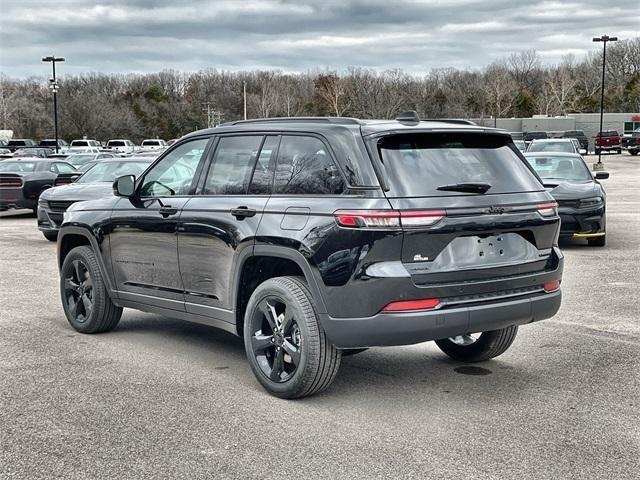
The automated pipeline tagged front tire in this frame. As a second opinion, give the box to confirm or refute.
[243,276,341,399]
[435,325,518,362]
[60,246,122,333]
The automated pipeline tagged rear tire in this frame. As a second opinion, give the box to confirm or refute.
[435,325,518,362]
[617,149,622,154]
[42,231,58,242]
[630,150,638,156]
[243,276,341,399]
[60,246,122,333]
[588,234,606,247]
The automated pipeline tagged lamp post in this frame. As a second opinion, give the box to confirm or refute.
[592,35,617,170]
[42,56,65,153]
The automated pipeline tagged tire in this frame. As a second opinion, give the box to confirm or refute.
[617,149,622,154]
[243,276,341,399]
[588,235,606,247]
[42,231,58,242]
[60,246,122,333]
[629,151,638,156]
[435,325,518,362]
[341,348,369,357]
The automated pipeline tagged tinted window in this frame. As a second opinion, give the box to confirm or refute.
[274,136,345,195]
[248,136,279,194]
[140,138,209,196]
[72,141,89,147]
[203,136,263,195]
[378,132,542,197]
[108,140,126,147]
[0,162,36,172]
[525,155,592,182]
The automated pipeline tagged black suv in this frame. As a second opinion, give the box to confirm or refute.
[57,113,563,398]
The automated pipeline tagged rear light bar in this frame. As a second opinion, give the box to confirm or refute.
[334,209,446,228]
[537,202,558,217]
[543,280,560,293]
[382,298,441,312]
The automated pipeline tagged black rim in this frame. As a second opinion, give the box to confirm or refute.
[63,259,93,323]
[250,296,301,383]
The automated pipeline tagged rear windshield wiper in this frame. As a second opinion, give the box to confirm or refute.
[436,182,492,194]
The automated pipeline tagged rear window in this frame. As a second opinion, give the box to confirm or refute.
[0,162,37,172]
[108,140,126,147]
[7,140,26,147]
[142,140,160,146]
[72,141,89,146]
[527,141,575,153]
[598,131,619,137]
[377,132,542,197]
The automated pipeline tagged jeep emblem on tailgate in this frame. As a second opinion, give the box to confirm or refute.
[486,206,506,214]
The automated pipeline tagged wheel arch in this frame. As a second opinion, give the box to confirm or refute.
[58,226,116,293]
[233,245,328,336]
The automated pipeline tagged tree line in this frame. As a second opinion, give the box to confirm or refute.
[1,37,638,142]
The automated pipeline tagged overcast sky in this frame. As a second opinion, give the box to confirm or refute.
[1,0,638,78]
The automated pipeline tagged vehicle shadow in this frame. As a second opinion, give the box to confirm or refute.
[0,209,35,218]
[109,313,541,403]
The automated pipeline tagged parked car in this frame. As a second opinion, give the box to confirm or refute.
[65,152,116,169]
[0,158,77,211]
[561,130,589,153]
[594,130,621,155]
[5,139,37,152]
[106,139,137,155]
[527,138,579,154]
[38,157,153,241]
[11,147,55,158]
[56,113,563,398]
[621,128,640,156]
[167,138,178,146]
[133,150,161,159]
[39,139,69,151]
[523,131,548,147]
[140,139,167,150]
[524,152,608,246]
[70,139,102,151]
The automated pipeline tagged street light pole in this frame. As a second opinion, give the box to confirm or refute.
[592,35,617,170]
[42,55,65,153]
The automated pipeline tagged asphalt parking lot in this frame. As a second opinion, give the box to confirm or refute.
[1,153,638,479]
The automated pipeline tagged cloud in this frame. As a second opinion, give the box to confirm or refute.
[0,0,638,77]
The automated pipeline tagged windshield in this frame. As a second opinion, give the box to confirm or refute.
[525,155,592,182]
[66,154,96,166]
[377,132,542,197]
[528,141,575,153]
[0,162,37,172]
[77,161,150,184]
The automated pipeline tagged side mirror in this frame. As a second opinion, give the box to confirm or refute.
[70,174,81,182]
[594,171,610,180]
[113,175,136,197]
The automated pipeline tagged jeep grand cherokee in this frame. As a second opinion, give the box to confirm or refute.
[56,112,563,398]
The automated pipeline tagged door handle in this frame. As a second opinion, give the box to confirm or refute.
[231,206,256,219]
[158,205,179,218]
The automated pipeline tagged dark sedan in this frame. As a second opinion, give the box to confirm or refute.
[0,159,77,212]
[37,157,153,240]
[524,152,609,246]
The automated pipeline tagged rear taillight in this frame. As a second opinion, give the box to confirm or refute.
[537,202,558,217]
[382,298,441,312]
[334,210,446,228]
[543,280,560,293]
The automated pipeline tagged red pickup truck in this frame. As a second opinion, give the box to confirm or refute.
[594,130,622,154]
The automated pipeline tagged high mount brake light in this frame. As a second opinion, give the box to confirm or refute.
[334,210,446,228]
[382,298,441,312]
[537,202,558,217]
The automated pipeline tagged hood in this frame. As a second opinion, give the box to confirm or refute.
[544,180,598,200]
[40,182,114,201]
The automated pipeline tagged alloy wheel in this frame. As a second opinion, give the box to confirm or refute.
[63,259,94,323]
[250,297,302,383]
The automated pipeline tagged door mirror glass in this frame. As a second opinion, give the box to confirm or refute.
[114,175,136,197]
[594,171,610,180]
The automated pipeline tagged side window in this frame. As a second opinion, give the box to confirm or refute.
[140,138,209,197]
[274,136,345,195]
[56,162,76,173]
[202,136,263,195]
[248,136,279,195]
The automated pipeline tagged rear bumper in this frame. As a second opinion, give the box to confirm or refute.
[321,290,561,348]
[0,189,35,210]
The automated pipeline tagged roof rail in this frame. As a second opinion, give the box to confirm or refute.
[224,117,363,126]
